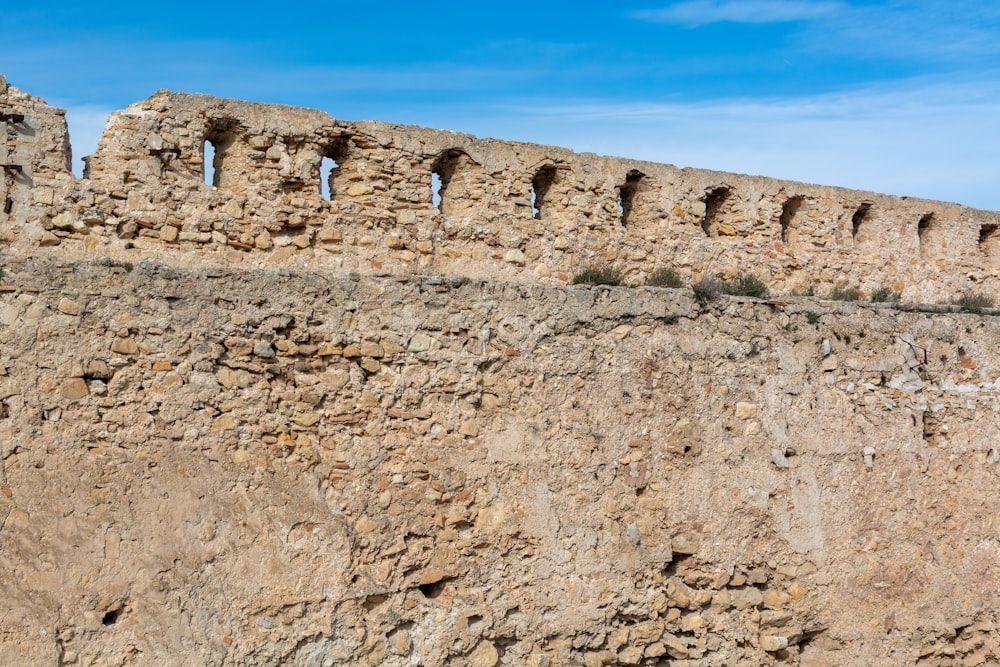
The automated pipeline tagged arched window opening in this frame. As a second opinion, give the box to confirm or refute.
[917,213,934,240]
[202,122,236,188]
[531,165,557,220]
[618,171,644,226]
[916,212,936,257]
[320,137,350,201]
[203,139,217,187]
[918,212,948,259]
[430,149,477,217]
[979,223,1000,263]
[701,186,731,237]
[779,195,804,243]
[851,203,873,241]
[319,156,337,201]
[432,172,443,209]
[981,223,999,245]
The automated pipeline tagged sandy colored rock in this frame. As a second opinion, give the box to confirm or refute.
[110,338,138,355]
[3,75,1000,666]
[58,378,88,400]
[761,635,789,652]
[467,641,499,667]
[459,419,479,437]
[57,297,78,315]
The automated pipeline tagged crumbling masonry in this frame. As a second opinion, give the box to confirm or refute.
[3,76,1000,666]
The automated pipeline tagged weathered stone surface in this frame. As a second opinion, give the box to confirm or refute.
[109,337,138,355]
[3,75,1000,666]
[0,258,997,664]
[761,635,790,652]
[57,297,78,315]
[58,378,88,400]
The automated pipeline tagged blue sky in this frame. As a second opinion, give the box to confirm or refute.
[4,1,1000,209]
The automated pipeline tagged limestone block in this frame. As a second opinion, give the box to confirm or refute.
[50,211,83,231]
[59,378,88,400]
[57,298,79,316]
[110,338,139,355]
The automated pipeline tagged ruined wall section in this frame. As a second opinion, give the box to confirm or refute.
[0,76,75,244]
[3,258,1000,665]
[4,78,1000,303]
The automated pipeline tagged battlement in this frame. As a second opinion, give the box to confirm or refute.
[3,76,999,301]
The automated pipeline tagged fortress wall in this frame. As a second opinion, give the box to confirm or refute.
[2,258,1000,665]
[3,81,1000,303]
[5,77,1000,666]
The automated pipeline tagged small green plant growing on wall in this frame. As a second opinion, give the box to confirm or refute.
[721,273,769,298]
[805,311,820,324]
[958,291,995,314]
[645,267,684,288]
[572,265,622,286]
[692,276,722,303]
[869,286,901,303]
[791,285,815,297]
[830,285,859,301]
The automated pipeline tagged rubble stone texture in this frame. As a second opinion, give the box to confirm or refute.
[2,75,1000,665]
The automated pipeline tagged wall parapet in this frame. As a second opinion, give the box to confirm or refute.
[2,76,999,302]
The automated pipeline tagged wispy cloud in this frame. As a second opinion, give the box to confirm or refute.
[499,75,1000,209]
[797,1,1000,62]
[633,0,1000,62]
[633,0,843,26]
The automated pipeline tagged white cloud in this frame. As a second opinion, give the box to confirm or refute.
[633,0,843,26]
[497,77,1000,210]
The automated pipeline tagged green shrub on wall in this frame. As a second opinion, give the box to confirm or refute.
[572,265,623,286]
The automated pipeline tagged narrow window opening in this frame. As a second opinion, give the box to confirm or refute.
[851,203,872,240]
[531,166,557,220]
[202,121,237,189]
[701,186,730,237]
[431,172,443,209]
[917,213,934,240]
[320,137,350,201]
[980,223,1000,255]
[779,196,804,243]
[203,139,217,187]
[618,171,643,226]
[319,156,337,201]
[431,150,478,218]
[981,224,998,244]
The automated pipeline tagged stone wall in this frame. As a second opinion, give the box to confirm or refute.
[4,76,1000,666]
[2,257,1000,665]
[3,77,1000,303]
